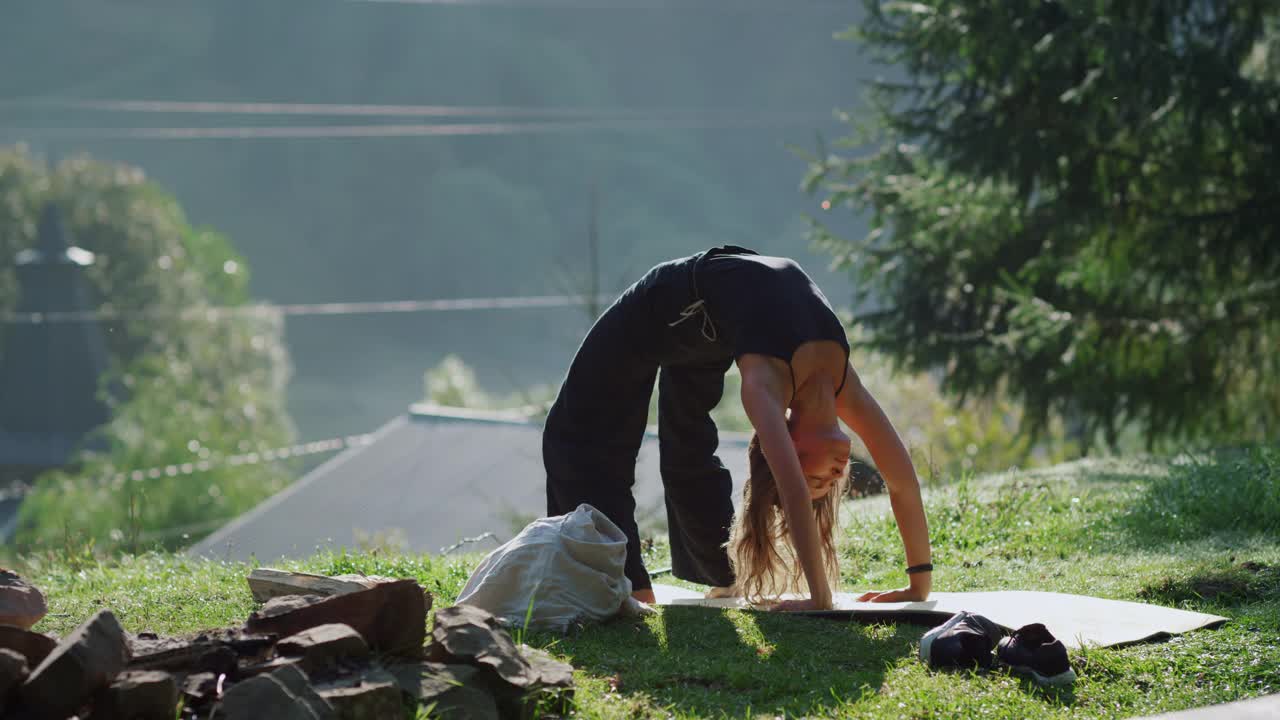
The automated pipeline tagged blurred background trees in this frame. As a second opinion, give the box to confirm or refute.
[807,0,1280,452]
[4,0,1277,552]
[0,148,294,550]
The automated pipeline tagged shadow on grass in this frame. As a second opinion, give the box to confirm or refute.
[1138,560,1280,608]
[1112,445,1280,548]
[560,606,914,717]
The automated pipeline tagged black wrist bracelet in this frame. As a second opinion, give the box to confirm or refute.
[906,563,933,575]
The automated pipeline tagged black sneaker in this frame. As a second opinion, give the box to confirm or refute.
[918,611,1004,669]
[997,623,1077,686]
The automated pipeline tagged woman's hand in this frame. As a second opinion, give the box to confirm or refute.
[856,584,930,603]
[769,597,833,612]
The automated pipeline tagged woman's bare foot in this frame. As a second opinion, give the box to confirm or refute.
[705,585,739,599]
[632,588,657,604]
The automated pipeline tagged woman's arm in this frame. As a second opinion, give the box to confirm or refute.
[836,362,932,602]
[739,371,834,610]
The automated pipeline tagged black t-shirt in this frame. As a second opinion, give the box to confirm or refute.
[695,246,850,389]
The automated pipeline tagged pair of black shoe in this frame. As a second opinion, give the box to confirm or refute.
[918,611,1077,686]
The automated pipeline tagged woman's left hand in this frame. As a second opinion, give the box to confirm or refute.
[856,586,929,603]
[769,598,832,612]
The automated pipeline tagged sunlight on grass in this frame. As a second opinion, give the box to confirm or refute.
[13,448,1280,718]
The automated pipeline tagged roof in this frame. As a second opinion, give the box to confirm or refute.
[189,404,752,562]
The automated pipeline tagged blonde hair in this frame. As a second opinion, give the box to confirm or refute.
[727,432,843,603]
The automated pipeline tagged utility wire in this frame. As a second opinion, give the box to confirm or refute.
[344,0,847,9]
[3,98,830,123]
[0,292,617,325]
[0,432,377,502]
[0,115,825,141]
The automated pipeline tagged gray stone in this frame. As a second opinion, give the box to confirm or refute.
[129,632,255,675]
[0,625,56,668]
[219,664,335,720]
[427,604,534,687]
[238,655,304,678]
[0,648,30,712]
[248,579,429,657]
[519,644,574,689]
[181,671,218,705]
[316,666,398,691]
[269,664,337,720]
[247,569,396,603]
[91,670,178,720]
[425,606,576,718]
[258,594,327,618]
[277,623,369,667]
[317,682,403,720]
[516,644,575,717]
[19,609,130,719]
[386,662,498,720]
[0,571,47,631]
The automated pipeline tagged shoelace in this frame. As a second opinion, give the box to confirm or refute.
[668,299,718,342]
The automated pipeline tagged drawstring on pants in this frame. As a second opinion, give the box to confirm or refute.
[669,299,718,342]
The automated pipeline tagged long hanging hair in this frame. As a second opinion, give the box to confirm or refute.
[727,432,844,603]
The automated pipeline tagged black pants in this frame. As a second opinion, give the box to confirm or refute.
[543,256,736,592]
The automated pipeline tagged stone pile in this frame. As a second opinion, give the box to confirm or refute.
[0,569,575,719]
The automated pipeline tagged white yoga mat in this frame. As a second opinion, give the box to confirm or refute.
[652,584,1227,649]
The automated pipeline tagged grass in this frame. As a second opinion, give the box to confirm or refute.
[17,445,1280,719]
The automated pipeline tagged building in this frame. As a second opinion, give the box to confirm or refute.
[189,403,752,562]
[0,204,110,540]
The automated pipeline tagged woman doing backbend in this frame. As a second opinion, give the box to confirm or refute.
[543,246,931,610]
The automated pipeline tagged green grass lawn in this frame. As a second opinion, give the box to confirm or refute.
[18,446,1280,719]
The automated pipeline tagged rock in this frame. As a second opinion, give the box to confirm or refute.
[0,648,30,711]
[248,579,429,657]
[18,609,130,719]
[519,644,574,690]
[472,646,574,720]
[130,630,269,673]
[257,594,326,619]
[130,639,237,676]
[277,623,369,668]
[426,604,535,687]
[90,670,178,720]
[260,664,335,719]
[219,664,335,720]
[180,671,219,705]
[247,569,395,603]
[238,655,305,678]
[317,682,403,720]
[313,666,398,693]
[425,606,576,718]
[0,571,47,630]
[386,662,499,720]
[0,626,57,668]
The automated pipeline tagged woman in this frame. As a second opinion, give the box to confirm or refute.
[543,245,931,610]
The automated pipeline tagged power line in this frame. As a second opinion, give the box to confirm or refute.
[0,432,377,502]
[0,292,616,325]
[4,98,829,123]
[345,0,846,9]
[0,115,825,141]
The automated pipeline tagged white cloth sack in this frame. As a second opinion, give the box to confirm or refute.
[455,503,651,633]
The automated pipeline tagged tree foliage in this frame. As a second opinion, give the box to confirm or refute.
[808,1,1280,449]
[0,147,295,550]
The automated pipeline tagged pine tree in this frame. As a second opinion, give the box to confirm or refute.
[808,1,1280,450]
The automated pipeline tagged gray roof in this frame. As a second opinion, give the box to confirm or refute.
[189,404,751,562]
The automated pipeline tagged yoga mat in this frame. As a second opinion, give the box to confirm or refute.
[652,584,1227,649]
